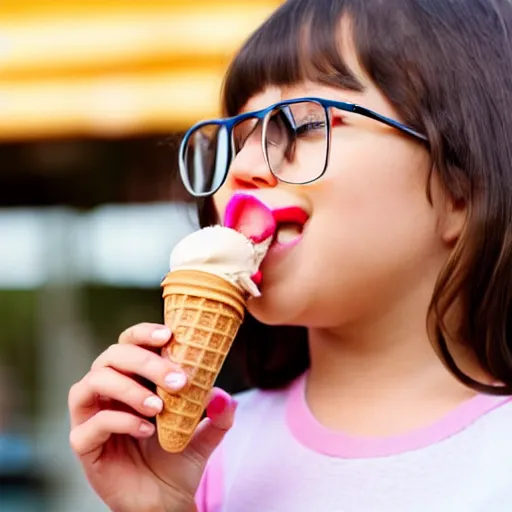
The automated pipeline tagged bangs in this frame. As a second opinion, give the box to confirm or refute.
[221,0,364,117]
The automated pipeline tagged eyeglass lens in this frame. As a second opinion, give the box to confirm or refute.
[182,100,328,195]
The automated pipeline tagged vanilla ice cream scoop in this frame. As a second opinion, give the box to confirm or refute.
[169,225,271,297]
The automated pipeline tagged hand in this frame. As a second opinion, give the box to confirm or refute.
[68,323,236,512]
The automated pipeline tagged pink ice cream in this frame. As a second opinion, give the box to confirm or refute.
[224,193,277,286]
[224,193,276,244]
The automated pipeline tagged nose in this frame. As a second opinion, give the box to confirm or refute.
[226,138,278,190]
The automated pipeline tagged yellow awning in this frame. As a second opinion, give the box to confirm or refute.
[0,0,281,140]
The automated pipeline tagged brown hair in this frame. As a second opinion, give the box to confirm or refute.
[197,0,512,394]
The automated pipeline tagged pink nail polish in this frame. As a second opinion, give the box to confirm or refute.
[207,395,228,418]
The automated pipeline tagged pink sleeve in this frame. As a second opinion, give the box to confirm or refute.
[195,445,225,512]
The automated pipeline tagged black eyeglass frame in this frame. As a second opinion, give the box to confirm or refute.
[178,96,428,198]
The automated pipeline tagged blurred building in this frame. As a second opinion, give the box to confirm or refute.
[0,1,280,510]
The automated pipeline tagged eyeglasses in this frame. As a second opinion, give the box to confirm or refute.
[178,96,428,198]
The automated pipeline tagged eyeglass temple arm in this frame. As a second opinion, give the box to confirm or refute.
[350,104,428,142]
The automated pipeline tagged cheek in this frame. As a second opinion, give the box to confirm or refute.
[320,139,434,242]
[249,141,439,326]
[323,144,437,271]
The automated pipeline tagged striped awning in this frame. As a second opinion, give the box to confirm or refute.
[0,0,280,140]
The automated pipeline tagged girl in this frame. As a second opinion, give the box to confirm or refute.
[68,0,512,510]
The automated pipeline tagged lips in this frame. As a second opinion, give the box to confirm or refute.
[272,206,310,232]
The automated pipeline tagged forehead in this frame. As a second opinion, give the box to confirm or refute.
[231,15,370,117]
[238,80,368,116]
[240,87,282,115]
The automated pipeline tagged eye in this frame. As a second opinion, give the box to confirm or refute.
[295,114,327,136]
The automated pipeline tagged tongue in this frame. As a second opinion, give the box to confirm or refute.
[224,193,276,243]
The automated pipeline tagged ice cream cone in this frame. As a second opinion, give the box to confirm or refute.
[156,269,246,453]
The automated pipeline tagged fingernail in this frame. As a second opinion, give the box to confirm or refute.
[139,422,154,436]
[143,396,163,412]
[164,371,187,391]
[207,395,229,418]
[152,328,171,341]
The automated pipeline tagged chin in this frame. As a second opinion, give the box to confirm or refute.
[246,292,304,326]
[246,298,283,325]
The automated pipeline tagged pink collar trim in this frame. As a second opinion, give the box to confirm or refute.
[286,372,512,458]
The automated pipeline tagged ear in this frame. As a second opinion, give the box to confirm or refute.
[441,195,467,246]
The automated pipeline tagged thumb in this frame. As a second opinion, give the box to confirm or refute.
[185,388,237,461]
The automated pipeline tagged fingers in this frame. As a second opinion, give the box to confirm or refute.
[69,335,188,430]
[69,367,165,428]
[118,322,172,347]
[91,344,187,394]
[68,322,186,466]
[115,322,199,381]
[186,388,237,462]
[69,322,235,472]
[69,409,155,460]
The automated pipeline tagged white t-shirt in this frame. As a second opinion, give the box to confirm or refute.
[196,372,512,511]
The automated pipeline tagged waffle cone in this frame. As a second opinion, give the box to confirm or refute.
[156,269,246,452]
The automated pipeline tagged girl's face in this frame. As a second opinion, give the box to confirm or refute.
[214,54,451,328]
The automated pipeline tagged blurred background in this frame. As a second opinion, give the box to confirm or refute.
[0,1,280,510]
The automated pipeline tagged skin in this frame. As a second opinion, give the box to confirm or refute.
[215,75,474,436]
[68,323,236,512]
[68,40,476,511]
